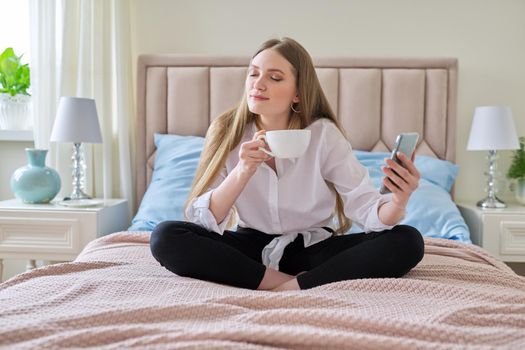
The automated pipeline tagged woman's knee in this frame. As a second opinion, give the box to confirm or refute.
[150,220,190,260]
[391,225,425,267]
[370,225,424,278]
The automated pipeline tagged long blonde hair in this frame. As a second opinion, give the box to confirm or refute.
[184,37,351,234]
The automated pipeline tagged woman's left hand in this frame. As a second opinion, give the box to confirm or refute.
[381,152,420,208]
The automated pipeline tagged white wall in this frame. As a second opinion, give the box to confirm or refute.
[3,0,524,205]
[131,0,525,203]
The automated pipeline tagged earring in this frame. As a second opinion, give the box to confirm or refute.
[291,103,301,113]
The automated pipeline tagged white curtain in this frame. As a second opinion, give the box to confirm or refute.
[29,0,134,219]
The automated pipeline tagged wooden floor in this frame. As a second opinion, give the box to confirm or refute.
[506,262,525,277]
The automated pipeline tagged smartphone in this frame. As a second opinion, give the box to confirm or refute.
[379,132,419,194]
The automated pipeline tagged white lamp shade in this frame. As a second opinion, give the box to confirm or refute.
[50,97,103,143]
[467,106,519,150]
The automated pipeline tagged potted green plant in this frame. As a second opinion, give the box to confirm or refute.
[507,136,525,205]
[0,47,31,130]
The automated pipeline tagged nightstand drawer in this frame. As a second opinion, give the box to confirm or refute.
[484,214,525,260]
[0,210,96,257]
[0,198,129,282]
[458,203,525,263]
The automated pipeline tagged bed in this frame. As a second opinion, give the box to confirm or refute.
[1,55,524,349]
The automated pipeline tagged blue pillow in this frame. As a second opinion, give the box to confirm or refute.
[350,151,471,243]
[353,151,459,192]
[128,133,204,231]
[129,136,471,243]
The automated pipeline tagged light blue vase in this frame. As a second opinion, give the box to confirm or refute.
[10,148,61,203]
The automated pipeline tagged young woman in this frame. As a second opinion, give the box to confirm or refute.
[150,37,424,291]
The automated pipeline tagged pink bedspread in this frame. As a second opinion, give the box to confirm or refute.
[1,232,524,349]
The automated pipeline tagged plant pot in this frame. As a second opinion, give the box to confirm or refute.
[10,148,61,203]
[0,93,32,130]
[516,178,525,205]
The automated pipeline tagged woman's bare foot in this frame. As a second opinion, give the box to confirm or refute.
[271,277,300,291]
[257,268,295,290]
[271,271,308,291]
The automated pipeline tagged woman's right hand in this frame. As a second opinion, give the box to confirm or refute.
[237,129,272,178]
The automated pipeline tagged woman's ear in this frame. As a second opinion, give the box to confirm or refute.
[293,95,300,103]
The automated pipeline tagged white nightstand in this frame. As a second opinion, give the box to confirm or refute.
[0,198,129,281]
[457,202,525,263]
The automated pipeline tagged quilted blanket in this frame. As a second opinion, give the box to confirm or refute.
[1,232,524,349]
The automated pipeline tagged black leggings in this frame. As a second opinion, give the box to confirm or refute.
[150,221,424,290]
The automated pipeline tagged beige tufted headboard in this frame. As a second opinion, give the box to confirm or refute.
[136,55,458,210]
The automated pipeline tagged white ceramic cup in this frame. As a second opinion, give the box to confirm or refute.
[256,129,311,158]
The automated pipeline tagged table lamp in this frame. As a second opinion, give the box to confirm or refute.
[467,106,519,208]
[50,97,102,201]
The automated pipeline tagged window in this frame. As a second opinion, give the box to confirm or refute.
[0,0,30,64]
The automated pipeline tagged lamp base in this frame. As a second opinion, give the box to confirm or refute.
[62,142,92,201]
[476,196,507,209]
[62,190,92,201]
[476,149,506,209]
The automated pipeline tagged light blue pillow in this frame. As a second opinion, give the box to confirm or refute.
[129,137,471,243]
[350,151,471,243]
[128,133,204,231]
[353,151,459,192]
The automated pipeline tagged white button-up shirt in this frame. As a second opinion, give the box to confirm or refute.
[186,118,394,270]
